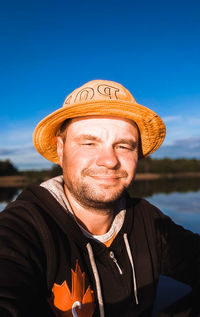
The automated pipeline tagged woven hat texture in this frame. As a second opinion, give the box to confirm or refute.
[33,80,166,163]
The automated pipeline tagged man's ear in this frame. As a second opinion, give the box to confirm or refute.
[56,136,64,168]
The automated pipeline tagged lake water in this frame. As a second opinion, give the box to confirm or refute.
[0,177,200,315]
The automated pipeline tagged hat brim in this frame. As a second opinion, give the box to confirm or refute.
[33,99,166,164]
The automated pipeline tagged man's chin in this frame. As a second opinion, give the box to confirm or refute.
[65,180,128,210]
[81,200,119,211]
[80,190,125,210]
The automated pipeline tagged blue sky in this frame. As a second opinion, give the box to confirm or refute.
[0,0,200,170]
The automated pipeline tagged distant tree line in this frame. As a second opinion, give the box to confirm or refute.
[1,158,200,178]
[129,176,200,198]
[0,160,62,183]
[0,160,19,176]
[137,157,200,174]
[21,165,63,183]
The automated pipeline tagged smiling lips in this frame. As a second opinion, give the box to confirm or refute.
[89,175,123,185]
[88,174,128,185]
[81,169,128,185]
[82,169,128,178]
[91,175,122,179]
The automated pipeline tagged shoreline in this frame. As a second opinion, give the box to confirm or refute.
[1,173,200,188]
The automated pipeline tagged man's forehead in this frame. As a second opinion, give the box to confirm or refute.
[66,115,138,128]
[59,116,139,142]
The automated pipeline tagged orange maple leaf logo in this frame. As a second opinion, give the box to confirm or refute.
[52,261,95,317]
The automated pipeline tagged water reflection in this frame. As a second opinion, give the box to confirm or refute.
[128,177,200,234]
[0,187,21,211]
[129,176,200,198]
[0,187,19,202]
[147,191,200,234]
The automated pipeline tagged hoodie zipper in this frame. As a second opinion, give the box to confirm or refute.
[109,251,123,275]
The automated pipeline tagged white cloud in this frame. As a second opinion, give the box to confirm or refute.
[152,136,200,159]
[0,122,35,147]
[162,114,200,146]
[162,115,182,123]
[0,119,53,170]
[0,144,52,170]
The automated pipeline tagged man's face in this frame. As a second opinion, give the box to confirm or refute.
[57,116,139,209]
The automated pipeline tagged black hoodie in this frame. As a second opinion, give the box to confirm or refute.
[0,182,200,317]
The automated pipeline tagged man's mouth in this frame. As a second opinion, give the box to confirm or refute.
[82,169,128,178]
[91,175,122,178]
[88,175,123,184]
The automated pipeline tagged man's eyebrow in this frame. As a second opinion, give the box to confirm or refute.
[74,134,102,142]
[114,138,138,147]
[73,135,138,147]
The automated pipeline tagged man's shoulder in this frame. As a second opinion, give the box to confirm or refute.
[4,183,52,208]
[126,194,155,210]
[0,185,48,221]
[0,182,63,223]
[126,194,165,220]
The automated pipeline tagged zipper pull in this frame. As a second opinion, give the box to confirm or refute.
[109,251,123,275]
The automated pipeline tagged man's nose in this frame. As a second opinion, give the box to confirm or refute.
[96,147,120,169]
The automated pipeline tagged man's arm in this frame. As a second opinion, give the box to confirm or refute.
[0,201,55,316]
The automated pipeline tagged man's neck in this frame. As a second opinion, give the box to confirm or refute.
[64,186,115,235]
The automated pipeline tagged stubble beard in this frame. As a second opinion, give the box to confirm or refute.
[64,169,130,213]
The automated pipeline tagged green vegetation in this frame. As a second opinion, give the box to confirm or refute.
[0,160,19,176]
[129,177,200,198]
[0,160,62,184]
[20,165,63,184]
[137,157,200,174]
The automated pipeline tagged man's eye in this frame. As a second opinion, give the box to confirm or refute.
[81,142,95,146]
[116,145,133,151]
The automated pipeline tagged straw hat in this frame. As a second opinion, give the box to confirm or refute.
[33,79,166,163]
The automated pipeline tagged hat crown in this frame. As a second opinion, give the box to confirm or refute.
[63,80,136,106]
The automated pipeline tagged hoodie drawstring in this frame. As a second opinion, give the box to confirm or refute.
[123,233,139,305]
[86,234,138,317]
[86,243,105,317]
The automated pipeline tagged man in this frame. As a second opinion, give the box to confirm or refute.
[0,80,199,317]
